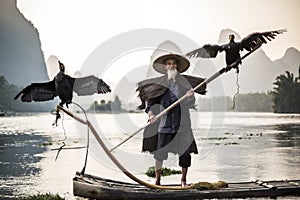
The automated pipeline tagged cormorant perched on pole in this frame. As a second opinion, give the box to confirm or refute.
[186,29,286,72]
[14,60,111,107]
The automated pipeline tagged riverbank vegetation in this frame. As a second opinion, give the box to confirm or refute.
[272,66,300,113]
[198,92,273,112]
[88,95,126,113]
[19,193,64,200]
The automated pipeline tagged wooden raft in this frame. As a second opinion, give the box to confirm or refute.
[73,172,300,200]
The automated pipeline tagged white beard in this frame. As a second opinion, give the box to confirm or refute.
[167,69,177,82]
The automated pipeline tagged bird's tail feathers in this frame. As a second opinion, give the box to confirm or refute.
[14,91,23,100]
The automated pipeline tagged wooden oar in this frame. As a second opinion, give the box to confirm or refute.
[109,44,261,152]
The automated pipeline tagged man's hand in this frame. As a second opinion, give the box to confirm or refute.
[148,111,157,124]
[186,89,194,97]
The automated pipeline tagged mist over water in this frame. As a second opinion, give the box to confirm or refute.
[0,112,299,199]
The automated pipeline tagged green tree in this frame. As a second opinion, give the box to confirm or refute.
[235,92,273,112]
[89,97,124,113]
[93,99,109,112]
[272,66,300,113]
[0,75,23,111]
[100,99,106,104]
[111,95,122,112]
[88,101,98,111]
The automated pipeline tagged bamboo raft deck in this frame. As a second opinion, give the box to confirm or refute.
[73,173,300,199]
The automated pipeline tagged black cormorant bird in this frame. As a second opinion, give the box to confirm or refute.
[14,61,111,107]
[186,29,286,72]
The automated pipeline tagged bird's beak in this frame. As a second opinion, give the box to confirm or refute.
[58,60,64,70]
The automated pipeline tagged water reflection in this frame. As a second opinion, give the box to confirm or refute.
[274,124,300,148]
[0,130,50,197]
[208,122,300,182]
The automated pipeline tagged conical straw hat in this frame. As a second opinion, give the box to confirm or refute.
[151,41,190,74]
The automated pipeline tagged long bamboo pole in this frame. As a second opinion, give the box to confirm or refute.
[109,45,261,152]
[57,105,198,190]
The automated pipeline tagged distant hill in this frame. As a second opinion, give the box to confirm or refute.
[0,0,56,111]
[191,29,300,97]
[273,47,300,75]
[0,0,48,86]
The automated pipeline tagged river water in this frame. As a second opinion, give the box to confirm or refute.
[0,111,299,199]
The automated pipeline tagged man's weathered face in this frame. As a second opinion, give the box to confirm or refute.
[165,58,178,81]
[164,58,178,71]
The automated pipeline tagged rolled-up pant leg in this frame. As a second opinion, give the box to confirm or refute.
[179,151,191,168]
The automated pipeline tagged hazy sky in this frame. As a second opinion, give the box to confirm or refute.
[17,0,299,77]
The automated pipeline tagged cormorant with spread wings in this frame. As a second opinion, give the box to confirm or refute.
[14,61,111,107]
[186,29,286,71]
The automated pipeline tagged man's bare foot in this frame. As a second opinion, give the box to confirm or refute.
[181,178,188,187]
[181,181,188,187]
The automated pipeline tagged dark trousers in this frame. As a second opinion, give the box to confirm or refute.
[153,132,192,168]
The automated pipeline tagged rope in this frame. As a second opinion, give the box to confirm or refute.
[232,72,240,110]
[51,109,67,161]
[54,142,65,161]
[59,112,67,141]
[51,102,90,175]
[72,102,90,175]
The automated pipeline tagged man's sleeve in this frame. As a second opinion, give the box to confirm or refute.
[145,100,153,113]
